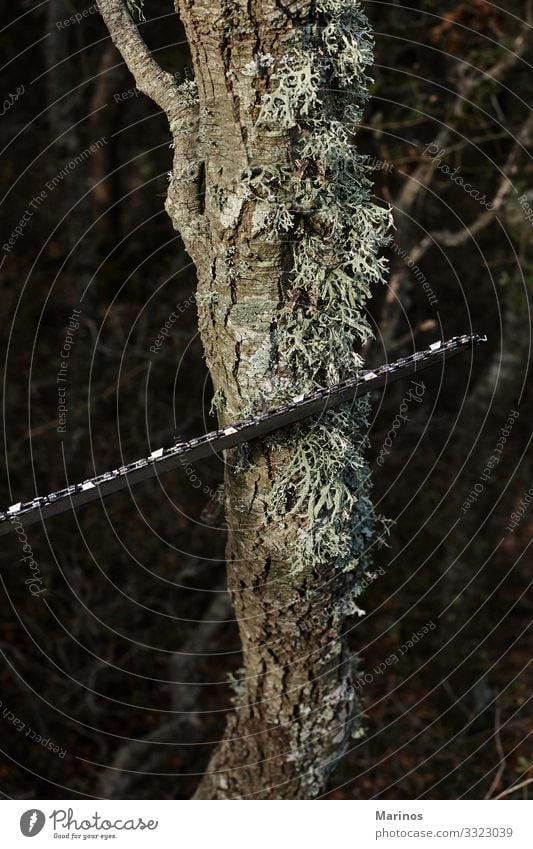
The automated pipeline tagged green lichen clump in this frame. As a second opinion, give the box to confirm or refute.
[248,0,391,580]
[267,410,375,577]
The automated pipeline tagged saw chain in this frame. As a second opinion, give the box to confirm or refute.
[0,334,486,535]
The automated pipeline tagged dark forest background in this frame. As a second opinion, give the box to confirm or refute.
[0,0,531,799]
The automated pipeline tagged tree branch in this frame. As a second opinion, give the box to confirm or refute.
[96,0,206,251]
[96,0,181,118]
[431,111,533,248]
[485,3,533,84]
[382,107,533,342]
[484,699,506,799]
[394,13,532,217]
[97,591,232,798]
[494,776,533,800]
[379,99,532,346]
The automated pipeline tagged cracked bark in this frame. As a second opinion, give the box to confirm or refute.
[97,0,363,798]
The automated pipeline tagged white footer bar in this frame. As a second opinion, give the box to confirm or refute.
[3,799,531,848]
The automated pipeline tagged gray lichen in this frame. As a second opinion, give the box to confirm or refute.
[126,0,145,22]
[176,78,199,108]
[209,387,226,416]
[242,52,275,77]
[245,0,391,595]
[227,668,247,706]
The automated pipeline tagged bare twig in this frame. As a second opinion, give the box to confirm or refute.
[96,0,205,247]
[431,111,533,249]
[97,591,232,798]
[382,106,533,342]
[485,11,533,84]
[485,699,506,799]
[394,14,532,217]
[494,776,533,800]
[95,0,182,118]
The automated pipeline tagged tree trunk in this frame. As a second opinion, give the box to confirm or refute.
[97,0,390,798]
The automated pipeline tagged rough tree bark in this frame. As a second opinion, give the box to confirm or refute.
[96,0,390,798]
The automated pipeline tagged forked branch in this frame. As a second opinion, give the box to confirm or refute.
[96,0,181,117]
[96,0,205,249]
